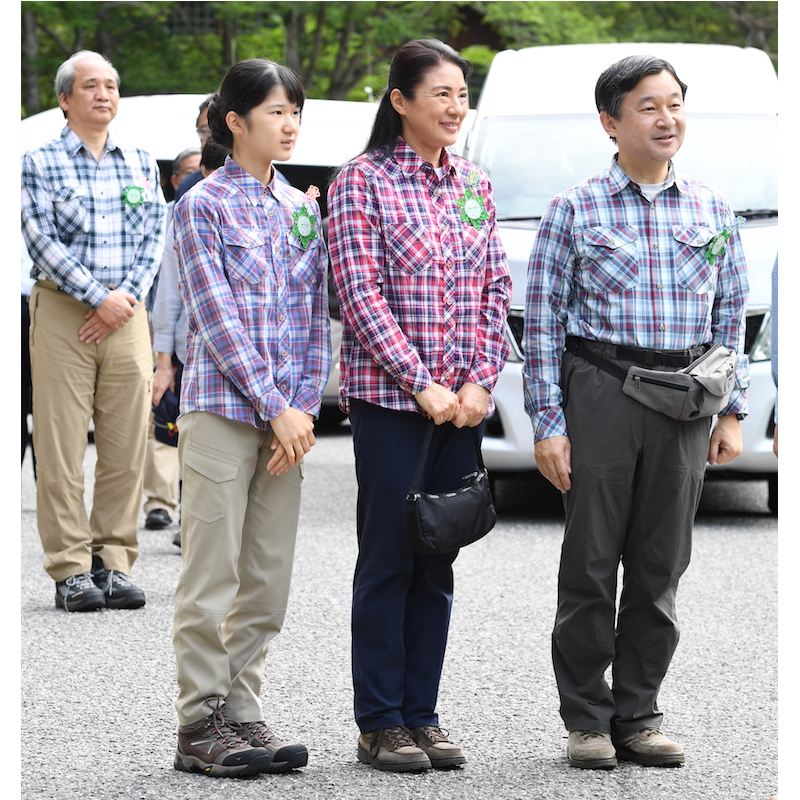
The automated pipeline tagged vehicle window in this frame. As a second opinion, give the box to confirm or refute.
[472,114,778,219]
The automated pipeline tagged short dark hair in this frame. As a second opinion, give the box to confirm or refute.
[595,54,687,120]
[196,95,213,127]
[206,59,305,149]
[363,39,472,159]
[200,140,230,172]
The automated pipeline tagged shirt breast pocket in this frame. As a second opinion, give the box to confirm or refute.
[222,227,268,284]
[285,229,321,285]
[53,185,88,239]
[460,223,489,273]
[672,226,716,294]
[384,221,434,275]
[582,226,639,293]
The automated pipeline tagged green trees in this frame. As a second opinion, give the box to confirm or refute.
[21,1,777,118]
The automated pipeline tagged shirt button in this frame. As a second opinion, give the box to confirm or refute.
[653,242,660,249]
[657,283,663,289]
[659,324,666,331]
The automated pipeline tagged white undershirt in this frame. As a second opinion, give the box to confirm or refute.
[638,183,665,203]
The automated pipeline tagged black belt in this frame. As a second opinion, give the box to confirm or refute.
[565,336,705,369]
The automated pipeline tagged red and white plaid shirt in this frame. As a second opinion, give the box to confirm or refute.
[328,138,512,414]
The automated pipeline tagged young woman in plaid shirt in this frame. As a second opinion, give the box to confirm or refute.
[328,39,512,773]
[170,59,331,778]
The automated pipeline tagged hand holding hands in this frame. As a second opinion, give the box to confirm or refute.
[267,407,316,475]
[79,290,138,344]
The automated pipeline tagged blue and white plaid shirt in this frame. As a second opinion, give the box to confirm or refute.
[21,125,166,308]
[173,157,331,429]
[523,157,750,442]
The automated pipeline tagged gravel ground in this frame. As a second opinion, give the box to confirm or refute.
[19,422,779,799]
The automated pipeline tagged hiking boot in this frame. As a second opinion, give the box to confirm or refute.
[175,697,272,778]
[145,508,172,530]
[230,719,308,773]
[91,558,146,609]
[614,727,685,767]
[411,725,466,768]
[54,572,105,612]
[357,726,431,772]
[567,730,618,769]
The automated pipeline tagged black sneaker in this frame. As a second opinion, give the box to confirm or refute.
[175,697,272,778]
[91,557,146,609]
[54,572,105,612]
[230,719,308,773]
[145,508,172,530]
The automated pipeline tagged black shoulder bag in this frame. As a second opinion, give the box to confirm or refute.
[405,422,497,555]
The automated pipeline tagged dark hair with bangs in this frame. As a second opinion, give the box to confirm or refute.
[595,54,687,120]
[207,59,305,149]
[363,39,472,159]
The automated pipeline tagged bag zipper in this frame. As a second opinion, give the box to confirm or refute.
[633,374,690,392]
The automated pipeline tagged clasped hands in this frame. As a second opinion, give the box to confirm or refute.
[79,289,139,344]
[414,382,489,429]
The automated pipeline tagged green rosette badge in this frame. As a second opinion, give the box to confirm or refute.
[705,216,746,266]
[122,185,145,206]
[291,185,320,248]
[456,170,489,230]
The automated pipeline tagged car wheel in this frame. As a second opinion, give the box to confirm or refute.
[768,474,778,516]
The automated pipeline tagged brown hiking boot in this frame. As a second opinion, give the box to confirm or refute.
[411,726,466,768]
[174,696,272,778]
[357,725,431,772]
[230,719,308,773]
[567,730,618,769]
[614,727,685,767]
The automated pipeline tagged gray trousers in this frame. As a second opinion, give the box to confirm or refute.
[553,347,711,739]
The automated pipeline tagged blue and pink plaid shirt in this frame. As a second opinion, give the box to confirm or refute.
[328,138,512,415]
[21,125,166,308]
[523,157,750,442]
[173,157,331,429]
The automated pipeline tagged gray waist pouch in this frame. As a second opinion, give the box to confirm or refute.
[622,344,737,421]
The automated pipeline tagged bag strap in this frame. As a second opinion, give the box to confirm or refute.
[565,337,628,382]
[409,421,486,493]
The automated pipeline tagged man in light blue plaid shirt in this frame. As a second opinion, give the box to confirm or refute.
[22,50,166,613]
[523,54,749,770]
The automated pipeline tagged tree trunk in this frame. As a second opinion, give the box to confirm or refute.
[21,9,40,115]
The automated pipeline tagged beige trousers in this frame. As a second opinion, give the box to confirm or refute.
[173,411,303,726]
[142,412,179,516]
[29,283,152,581]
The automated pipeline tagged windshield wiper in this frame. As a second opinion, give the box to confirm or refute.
[735,209,778,218]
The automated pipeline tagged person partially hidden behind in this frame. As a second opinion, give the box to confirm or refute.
[22,50,166,612]
[523,54,749,769]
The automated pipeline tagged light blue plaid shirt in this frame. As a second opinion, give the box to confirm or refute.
[21,125,166,308]
[524,157,750,442]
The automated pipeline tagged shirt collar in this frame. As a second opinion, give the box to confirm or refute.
[607,155,687,197]
[392,137,454,178]
[61,124,119,158]
[222,156,289,206]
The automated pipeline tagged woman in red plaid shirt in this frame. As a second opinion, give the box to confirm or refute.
[328,39,512,773]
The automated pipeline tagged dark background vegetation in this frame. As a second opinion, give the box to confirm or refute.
[21,1,777,117]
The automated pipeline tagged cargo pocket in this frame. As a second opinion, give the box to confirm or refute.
[180,445,240,524]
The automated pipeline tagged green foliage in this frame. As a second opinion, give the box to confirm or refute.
[21,1,778,118]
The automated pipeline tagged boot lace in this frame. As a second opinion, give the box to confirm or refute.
[370,726,416,758]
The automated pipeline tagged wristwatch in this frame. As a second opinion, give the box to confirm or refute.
[735,413,748,421]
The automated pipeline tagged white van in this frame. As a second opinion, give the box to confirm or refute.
[460,42,778,512]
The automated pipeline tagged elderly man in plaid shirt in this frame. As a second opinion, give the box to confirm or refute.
[523,54,749,770]
[22,50,166,613]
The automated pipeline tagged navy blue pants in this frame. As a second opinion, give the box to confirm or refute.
[348,399,482,733]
